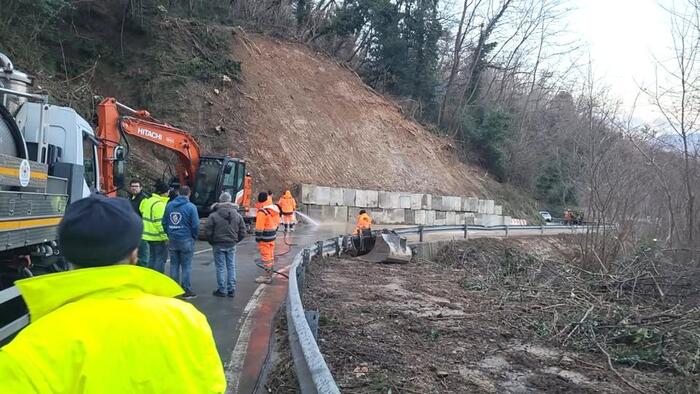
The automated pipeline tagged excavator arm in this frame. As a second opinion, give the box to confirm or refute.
[96,97,201,196]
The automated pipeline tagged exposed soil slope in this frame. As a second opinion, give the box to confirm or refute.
[221,32,488,195]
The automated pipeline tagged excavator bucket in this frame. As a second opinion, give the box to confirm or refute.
[345,230,412,264]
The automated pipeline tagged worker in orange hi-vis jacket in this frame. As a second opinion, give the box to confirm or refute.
[353,209,372,235]
[278,190,297,232]
[254,192,280,284]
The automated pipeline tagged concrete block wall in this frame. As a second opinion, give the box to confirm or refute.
[298,184,513,225]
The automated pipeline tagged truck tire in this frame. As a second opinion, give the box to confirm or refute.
[0,103,26,159]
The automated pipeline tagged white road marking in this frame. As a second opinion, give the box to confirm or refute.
[225,283,266,394]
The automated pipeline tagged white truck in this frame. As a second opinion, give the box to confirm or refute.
[0,52,121,343]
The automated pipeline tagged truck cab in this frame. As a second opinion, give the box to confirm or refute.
[14,102,99,201]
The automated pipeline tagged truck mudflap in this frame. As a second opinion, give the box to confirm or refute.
[344,229,412,264]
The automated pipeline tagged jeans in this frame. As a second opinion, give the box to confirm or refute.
[148,241,168,273]
[213,245,237,294]
[137,239,150,267]
[169,238,195,292]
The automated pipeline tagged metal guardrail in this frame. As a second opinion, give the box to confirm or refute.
[287,223,595,393]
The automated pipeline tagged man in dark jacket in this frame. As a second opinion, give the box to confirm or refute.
[204,192,246,297]
[128,179,150,266]
[163,185,200,299]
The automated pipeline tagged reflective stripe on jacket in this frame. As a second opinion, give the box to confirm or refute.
[255,204,280,242]
[0,265,225,393]
[140,194,169,241]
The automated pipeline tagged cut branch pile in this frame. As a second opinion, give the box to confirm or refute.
[436,239,700,380]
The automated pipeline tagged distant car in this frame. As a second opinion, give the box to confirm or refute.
[539,211,552,222]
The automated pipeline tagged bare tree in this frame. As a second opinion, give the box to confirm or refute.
[647,0,700,245]
[437,0,482,126]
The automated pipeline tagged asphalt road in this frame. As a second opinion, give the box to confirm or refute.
[184,223,351,363]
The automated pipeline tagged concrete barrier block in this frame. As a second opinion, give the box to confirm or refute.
[306,204,348,222]
[388,208,406,224]
[328,187,343,206]
[404,209,415,224]
[462,197,479,212]
[301,184,313,204]
[426,210,436,225]
[355,189,379,208]
[422,194,432,210]
[342,188,356,206]
[435,211,446,220]
[374,208,406,224]
[399,193,412,209]
[302,185,331,205]
[410,194,423,210]
[443,196,462,211]
[322,205,349,222]
[445,211,457,225]
[456,212,464,225]
[348,207,362,221]
[305,204,323,221]
[378,191,401,209]
[494,205,503,215]
[479,214,500,226]
[504,216,512,225]
[477,199,495,214]
[413,210,427,225]
[432,196,444,211]
[464,212,475,225]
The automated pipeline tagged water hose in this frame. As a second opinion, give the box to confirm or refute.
[255,262,290,279]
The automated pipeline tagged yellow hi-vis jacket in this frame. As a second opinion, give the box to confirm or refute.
[0,265,226,393]
[140,194,169,242]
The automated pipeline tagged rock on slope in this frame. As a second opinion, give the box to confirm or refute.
[220,32,489,196]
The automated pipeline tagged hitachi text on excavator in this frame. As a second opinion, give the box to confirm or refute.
[95,97,253,220]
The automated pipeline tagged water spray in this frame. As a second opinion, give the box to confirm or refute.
[295,210,320,226]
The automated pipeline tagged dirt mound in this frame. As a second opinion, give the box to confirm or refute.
[218,31,489,195]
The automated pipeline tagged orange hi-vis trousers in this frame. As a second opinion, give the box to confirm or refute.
[258,241,275,270]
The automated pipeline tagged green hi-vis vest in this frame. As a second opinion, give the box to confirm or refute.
[140,194,169,241]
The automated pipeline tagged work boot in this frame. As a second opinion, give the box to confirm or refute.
[255,270,273,284]
[262,270,273,284]
[255,272,271,283]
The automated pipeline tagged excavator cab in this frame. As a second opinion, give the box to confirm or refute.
[190,156,246,218]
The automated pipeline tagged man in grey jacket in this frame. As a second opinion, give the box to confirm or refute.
[204,192,247,297]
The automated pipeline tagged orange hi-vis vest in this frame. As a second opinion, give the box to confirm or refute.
[356,212,372,231]
[255,204,280,243]
[278,191,296,215]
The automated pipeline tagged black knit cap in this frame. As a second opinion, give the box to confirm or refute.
[257,192,268,203]
[58,194,143,267]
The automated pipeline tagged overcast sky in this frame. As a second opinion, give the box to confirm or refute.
[568,0,674,123]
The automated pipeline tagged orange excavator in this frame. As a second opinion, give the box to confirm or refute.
[95,97,252,219]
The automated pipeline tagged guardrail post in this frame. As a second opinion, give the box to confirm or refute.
[334,237,341,256]
[463,221,468,239]
[505,224,509,238]
[302,248,311,266]
[316,240,324,258]
[418,225,424,242]
[540,224,545,235]
[297,248,311,299]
